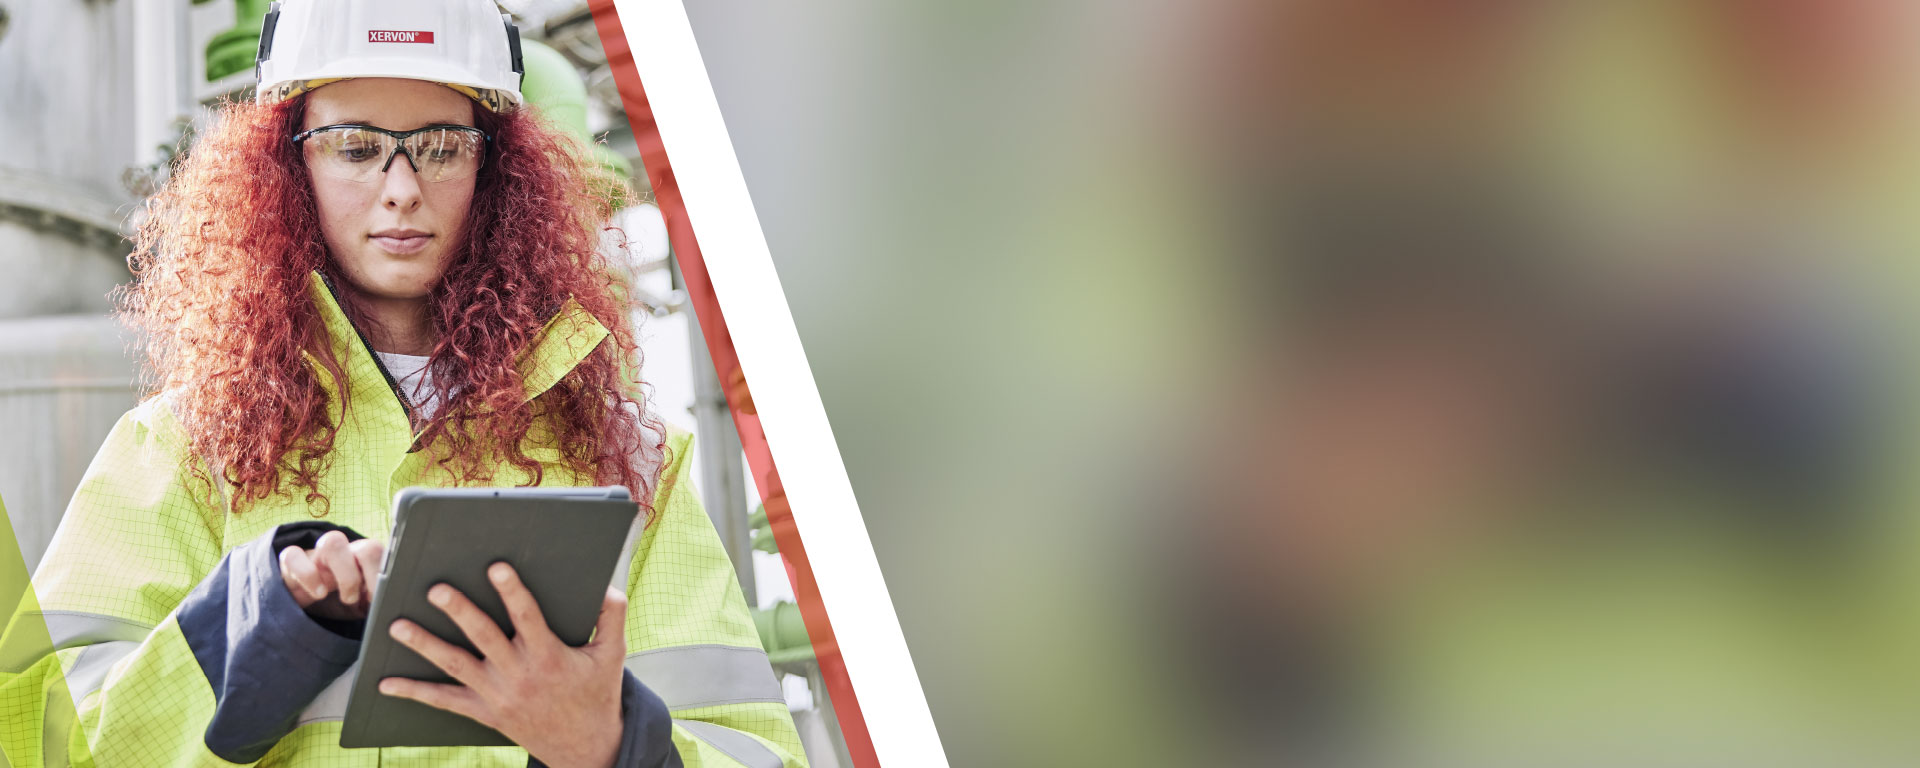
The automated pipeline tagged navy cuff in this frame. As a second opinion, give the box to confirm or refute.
[528,669,681,768]
[177,522,367,763]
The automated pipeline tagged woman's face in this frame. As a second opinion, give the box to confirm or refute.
[303,77,478,304]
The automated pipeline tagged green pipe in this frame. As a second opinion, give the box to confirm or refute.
[518,40,590,149]
[520,39,634,181]
[201,0,270,82]
[749,505,779,554]
[750,601,814,664]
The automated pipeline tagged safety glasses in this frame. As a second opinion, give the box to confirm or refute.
[293,124,491,183]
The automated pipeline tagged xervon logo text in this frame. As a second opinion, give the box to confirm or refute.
[368,30,435,43]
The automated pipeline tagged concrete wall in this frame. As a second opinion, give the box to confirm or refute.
[0,316,138,569]
[0,0,147,569]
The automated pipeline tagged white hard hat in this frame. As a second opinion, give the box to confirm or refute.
[254,0,525,112]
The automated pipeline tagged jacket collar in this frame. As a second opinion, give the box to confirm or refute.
[303,271,611,414]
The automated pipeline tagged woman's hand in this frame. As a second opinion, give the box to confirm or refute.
[280,529,386,622]
[380,563,627,768]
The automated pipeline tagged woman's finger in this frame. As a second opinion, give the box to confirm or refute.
[351,539,385,603]
[586,587,628,661]
[378,677,490,724]
[390,618,491,690]
[279,545,328,603]
[315,531,362,605]
[312,548,340,595]
[428,583,516,663]
[488,563,558,648]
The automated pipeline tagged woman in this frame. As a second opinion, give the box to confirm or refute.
[0,3,803,766]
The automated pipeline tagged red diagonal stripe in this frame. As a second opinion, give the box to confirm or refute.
[586,4,880,767]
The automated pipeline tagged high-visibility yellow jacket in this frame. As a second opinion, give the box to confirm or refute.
[0,272,806,767]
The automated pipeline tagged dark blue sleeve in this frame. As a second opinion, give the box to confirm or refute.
[176,521,367,764]
[528,669,682,768]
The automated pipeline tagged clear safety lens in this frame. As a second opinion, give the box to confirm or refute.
[301,126,486,183]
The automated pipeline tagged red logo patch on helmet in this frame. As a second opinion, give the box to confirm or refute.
[368,30,435,44]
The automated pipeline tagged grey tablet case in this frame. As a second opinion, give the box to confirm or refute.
[338,486,638,748]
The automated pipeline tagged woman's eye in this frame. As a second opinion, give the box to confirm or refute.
[336,144,382,162]
[415,135,471,163]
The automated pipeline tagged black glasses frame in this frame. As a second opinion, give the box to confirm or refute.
[291,123,492,175]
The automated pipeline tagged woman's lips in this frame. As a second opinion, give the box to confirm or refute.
[370,234,432,254]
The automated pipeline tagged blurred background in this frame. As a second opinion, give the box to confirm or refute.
[0,1,848,764]
[683,0,1920,765]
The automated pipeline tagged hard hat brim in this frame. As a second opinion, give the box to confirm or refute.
[257,57,522,112]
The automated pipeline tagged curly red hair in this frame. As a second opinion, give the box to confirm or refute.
[119,94,664,516]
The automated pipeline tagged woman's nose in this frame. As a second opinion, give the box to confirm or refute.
[380,155,425,211]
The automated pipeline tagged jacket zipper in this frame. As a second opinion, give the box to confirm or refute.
[317,273,421,447]
[317,275,573,454]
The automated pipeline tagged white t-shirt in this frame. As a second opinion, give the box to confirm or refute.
[374,352,442,422]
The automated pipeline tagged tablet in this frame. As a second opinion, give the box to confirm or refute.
[338,486,639,748]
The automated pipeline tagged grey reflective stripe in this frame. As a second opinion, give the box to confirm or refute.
[1,611,153,672]
[625,644,785,710]
[40,611,153,647]
[40,631,146,761]
[63,640,138,703]
[295,661,356,725]
[675,719,784,768]
[304,645,783,727]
